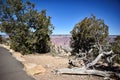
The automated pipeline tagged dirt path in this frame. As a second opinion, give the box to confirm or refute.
[23,54,104,80]
[0,44,104,80]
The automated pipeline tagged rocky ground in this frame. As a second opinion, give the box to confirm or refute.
[23,54,104,80]
[0,44,105,80]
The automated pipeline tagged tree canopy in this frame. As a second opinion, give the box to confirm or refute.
[111,36,120,63]
[56,15,120,79]
[0,0,54,54]
[0,35,2,43]
[70,15,109,56]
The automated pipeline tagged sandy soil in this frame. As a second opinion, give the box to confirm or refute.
[23,54,104,80]
[0,44,104,80]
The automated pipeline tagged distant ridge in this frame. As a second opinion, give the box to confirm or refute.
[51,34,119,37]
[51,35,119,47]
[0,34,119,46]
[51,34,119,36]
[51,34,71,36]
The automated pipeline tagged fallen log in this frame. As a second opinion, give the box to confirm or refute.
[55,68,111,77]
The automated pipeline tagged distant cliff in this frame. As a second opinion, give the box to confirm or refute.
[50,35,118,48]
[0,34,118,48]
[50,35,71,47]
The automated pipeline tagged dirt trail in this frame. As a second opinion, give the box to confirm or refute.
[0,44,104,80]
[23,54,104,80]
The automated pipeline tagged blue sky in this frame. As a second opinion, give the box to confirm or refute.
[30,0,120,35]
[0,0,119,35]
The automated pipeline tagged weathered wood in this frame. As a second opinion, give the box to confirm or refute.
[55,50,117,78]
[55,68,111,77]
[86,50,113,69]
[86,53,104,68]
[115,73,120,79]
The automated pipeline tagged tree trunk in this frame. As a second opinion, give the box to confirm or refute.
[55,68,111,77]
[55,51,115,78]
[86,50,113,69]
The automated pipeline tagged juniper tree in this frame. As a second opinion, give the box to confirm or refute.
[0,0,54,54]
[70,15,109,60]
[57,15,118,77]
[0,35,2,43]
[27,10,54,53]
[111,36,120,63]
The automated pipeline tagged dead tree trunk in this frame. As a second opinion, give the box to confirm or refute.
[86,50,113,69]
[55,50,116,78]
[55,68,111,77]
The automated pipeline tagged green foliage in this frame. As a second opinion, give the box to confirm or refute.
[112,36,120,54]
[0,35,2,43]
[70,15,109,55]
[111,36,120,63]
[29,10,54,53]
[0,0,54,54]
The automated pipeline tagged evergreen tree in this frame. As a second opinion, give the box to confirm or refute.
[0,0,54,54]
[27,10,54,53]
[70,15,109,56]
[0,35,2,43]
[111,36,120,63]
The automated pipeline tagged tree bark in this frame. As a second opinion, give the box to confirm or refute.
[55,68,111,77]
[55,51,116,78]
[86,50,113,69]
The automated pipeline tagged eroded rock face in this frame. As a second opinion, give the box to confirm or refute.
[51,44,71,57]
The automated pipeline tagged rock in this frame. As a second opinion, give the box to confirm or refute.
[15,56,25,62]
[27,65,46,75]
[24,63,37,70]
[45,64,53,68]
[9,49,14,53]
[51,44,72,57]
[23,63,46,75]
[69,59,85,67]
[67,52,71,56]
